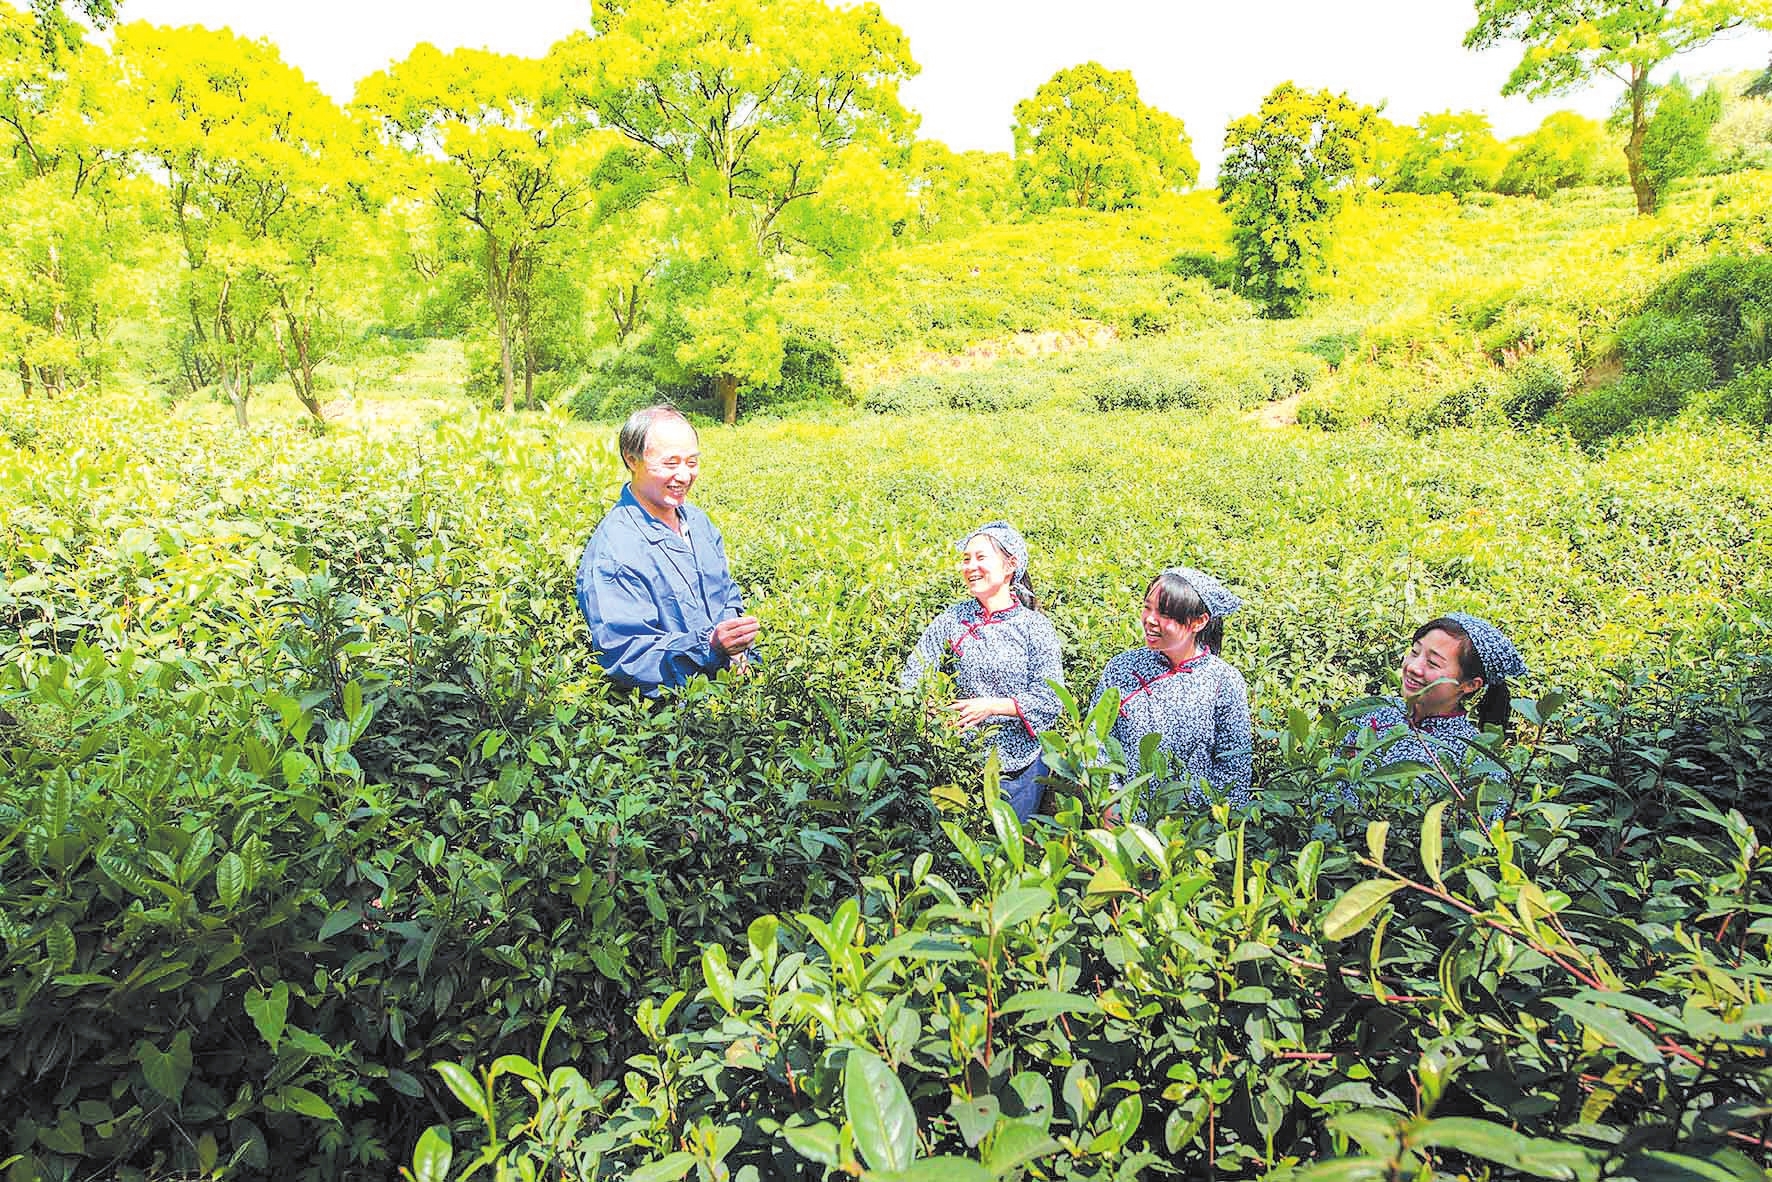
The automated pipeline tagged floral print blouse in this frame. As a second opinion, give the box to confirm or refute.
[1341,698,1510,803]
[1092,647,1254,812]
[901,601,1065,774]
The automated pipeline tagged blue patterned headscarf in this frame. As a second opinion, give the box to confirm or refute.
[1447,612,1527,682]
[960,521,1034,607]
[1161,566,1243,617]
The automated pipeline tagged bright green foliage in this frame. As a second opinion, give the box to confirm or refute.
[424,662,1772,1180]
[1555,253,1772,441]
[1297,176,1772,431]
[1219,83,1379,318]
[904,140,1020,239]
[554,0,917,423]
[1466,0,1772,213]
[357,45,618,414]
[1497,111,1617,198]
[1011,62,1197,212]
[16,0,112,62]
[1633,77,1724,209]
[0,3,139,395]
[5,392,1772,1177]
[1393,110,1508,197]
[112,22,372,427]
[1359,113,1416,191]
[1708,69,1772,171]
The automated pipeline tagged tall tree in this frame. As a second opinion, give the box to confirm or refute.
[0,1,134,395]
[1393,111,1508,196]
[904,141,1019,238]
[357,45,616,413]
[1497,110,1616,197]
[1219,83,1377,319]
[1466,0,1772,214]
[1011,62,1197,212]
[113,23,374,426]
[555,0,917,424]
[1633,76,1723,206]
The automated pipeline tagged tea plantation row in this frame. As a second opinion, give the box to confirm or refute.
[1,400,1770,1180]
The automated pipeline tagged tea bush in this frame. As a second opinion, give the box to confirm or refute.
[3,397,1772,1179]
[418,638,1772,1181]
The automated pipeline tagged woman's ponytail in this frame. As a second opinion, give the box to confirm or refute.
[1476,679,1511,733]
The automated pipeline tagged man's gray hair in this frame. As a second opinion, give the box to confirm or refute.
[618,404,695,468]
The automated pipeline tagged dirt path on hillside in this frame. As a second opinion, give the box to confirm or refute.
[1256,392,1302,428]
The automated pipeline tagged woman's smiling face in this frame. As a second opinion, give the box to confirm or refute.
[958,537,1014,605]
[1141,582,1206,659]
[1402,627,1482,717]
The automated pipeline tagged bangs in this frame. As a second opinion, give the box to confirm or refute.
[1148,572,1209,622]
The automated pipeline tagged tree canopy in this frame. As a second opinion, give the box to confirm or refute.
[1393,111,1508,197]
[554,0,917,422]
[1219,82,1377,318]
[1467,0,1772,212]
[1011,62,1197,212]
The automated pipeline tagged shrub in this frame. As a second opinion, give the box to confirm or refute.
[862,373,946,414]
[1163,250,1237,289]
[1698,361,1772,425]
[565,348,675,422]
[1087,369,1201,411]
[1502,347,1575,424]
[1552,353,1714,446]
[421,661,1772,1182]
[1301,331,1361,368]
[1409,376,1503,433]
[864,368,1038,414]
[774,330,850,405]
[1616,309,1710,372]
[942,367,1038,411]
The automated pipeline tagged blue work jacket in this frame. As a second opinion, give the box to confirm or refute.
[574,484,746,693]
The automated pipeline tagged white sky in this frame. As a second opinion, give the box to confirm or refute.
[115,0,1772,182]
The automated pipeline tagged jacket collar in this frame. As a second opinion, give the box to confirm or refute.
[619,483,693,546]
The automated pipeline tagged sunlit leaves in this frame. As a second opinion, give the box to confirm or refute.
[1011,62,1197,212]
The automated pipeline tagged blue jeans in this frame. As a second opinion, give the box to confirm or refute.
[1003,756,1047,823]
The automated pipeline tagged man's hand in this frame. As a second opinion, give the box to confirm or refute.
[712,615,760,656]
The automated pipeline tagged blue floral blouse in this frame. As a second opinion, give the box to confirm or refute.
[1092,647,1254,811]
[901,601,1065,775]
[1342,698,1510,799]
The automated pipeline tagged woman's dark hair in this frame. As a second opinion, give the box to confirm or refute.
[978,536,1039,611]
[1413,617,1511,731]
[1146,571,1223,652]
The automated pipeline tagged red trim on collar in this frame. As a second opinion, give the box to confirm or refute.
[1118,649,1211,715]
[948,603,1020,656]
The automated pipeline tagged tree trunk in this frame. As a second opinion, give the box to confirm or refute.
[47,239,66,393]
[517,253,537,411]
[1626,71,1655,215]
[485,233,517,413]
[272,298,325,423]
[17,356,31,398]
[216,276,249,429]
[186,296,216,388]
[717,372,739,425]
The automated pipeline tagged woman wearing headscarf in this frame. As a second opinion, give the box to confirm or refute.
[1345,612,1526,789]
[901,521,1065,822]
[1092,566,1253,816]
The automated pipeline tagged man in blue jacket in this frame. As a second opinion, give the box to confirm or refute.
[575,405,760,693]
